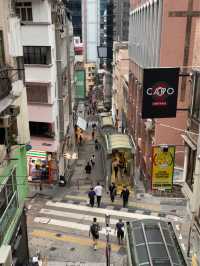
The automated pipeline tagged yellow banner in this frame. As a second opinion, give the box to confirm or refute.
[152,146,175,190]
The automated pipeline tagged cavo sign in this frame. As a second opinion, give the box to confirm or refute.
[142,68,180,118]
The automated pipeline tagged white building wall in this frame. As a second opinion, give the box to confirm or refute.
[128,0,162,67]
[83,0,100,64]
[20,0,59,142]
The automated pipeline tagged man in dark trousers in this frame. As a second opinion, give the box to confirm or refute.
[85,162,92,174]
[88,187,96,207]
[109,182,116,202]
[121,186,130,208]
[115,219,125,245]
[89,217,100,250]
[94,182,103,207]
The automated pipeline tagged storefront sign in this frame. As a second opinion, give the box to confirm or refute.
[74,70,86,99]
[142,68,179,118]
[151,145,175,190]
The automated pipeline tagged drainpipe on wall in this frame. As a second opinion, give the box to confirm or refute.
[55,16,65,178]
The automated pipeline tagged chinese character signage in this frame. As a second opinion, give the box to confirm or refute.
[142,68,180,118]
[151,145,175,190]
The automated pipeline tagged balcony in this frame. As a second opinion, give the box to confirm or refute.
[28,103,54,123]
[0,192,18,244]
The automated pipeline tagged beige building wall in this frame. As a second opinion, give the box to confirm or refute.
[84,63,96,95]
[113,43,129,131]
[0,0,30,145]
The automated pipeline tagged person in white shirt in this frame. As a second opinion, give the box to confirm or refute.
[94,182,103,207]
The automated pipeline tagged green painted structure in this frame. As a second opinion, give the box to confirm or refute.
[0,145,29,263]
[74,69,86,99]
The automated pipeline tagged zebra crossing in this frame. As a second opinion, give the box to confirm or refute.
[33,200,165,239]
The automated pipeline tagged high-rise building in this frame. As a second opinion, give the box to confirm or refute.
[113,0,130,41]
[66,0,82,40]
[82,0,100,65]
[0,0,30,264]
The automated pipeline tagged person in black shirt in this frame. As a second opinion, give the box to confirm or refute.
[88,187,96,207]
[85,162,92,174]
[115,219,125,245]
[121,186,130,208]
[109,182,116,202]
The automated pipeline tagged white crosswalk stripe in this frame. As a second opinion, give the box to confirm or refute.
[46,201,161,220]
[33,201,163,238]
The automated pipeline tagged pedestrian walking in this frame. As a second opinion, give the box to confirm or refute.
[121,186,130,208]
[109,182,117,202]
[79,134,83,145]
[94,182,103,207]
[95,139,99,150]
[92,130,95,140]
[89,218,100,250]
[90,154,95,167]
[113,159,119,179]
[85,162,92,174]
[115,219,125,245]
[88,187,96,207]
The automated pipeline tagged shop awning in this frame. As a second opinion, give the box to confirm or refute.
[28,137,58,154]
[27,149,47,159]
[77,116,87,130]
[106,134,135,153]
[102,116,114,127]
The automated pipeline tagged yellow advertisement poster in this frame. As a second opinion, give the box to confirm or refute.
[152,146,175,190]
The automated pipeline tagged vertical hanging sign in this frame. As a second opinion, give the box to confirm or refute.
[142,68,180,119]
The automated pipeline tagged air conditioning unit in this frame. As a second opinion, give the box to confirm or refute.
[8,105,20,116]
[0,115,12,128]
[144,119,154,131]
[0,245,12,266]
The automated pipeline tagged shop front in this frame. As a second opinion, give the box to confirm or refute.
[104,134,135,193]
[27,149,58,184]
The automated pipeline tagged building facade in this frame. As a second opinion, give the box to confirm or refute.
[66,0,82,40]
[112,42,129,132]
[0,0,30,264]
[113,0,130,41]
[16,0,73,181]
[82,0,100,65]
[84,63,97,96]
[128,0,198,191]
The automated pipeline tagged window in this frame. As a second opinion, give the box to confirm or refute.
[186,147,196,191]
[0,31,5,65]
[0,169,17,216]
[29,122,53,138]
[23,46,51,65]
[26,83,49,103]
[15,2,33,21]
[192,72,200,121]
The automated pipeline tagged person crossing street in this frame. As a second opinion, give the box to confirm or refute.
[89,217,100,250]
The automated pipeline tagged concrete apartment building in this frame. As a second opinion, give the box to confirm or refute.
[112,42,129,132]
[128,0,199,191]
[84,63,96,96]
[16,0,73,180]
[0,0,30,264]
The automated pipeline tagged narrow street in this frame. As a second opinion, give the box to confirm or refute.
[26,105,189,265]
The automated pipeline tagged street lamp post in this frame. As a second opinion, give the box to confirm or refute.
[105,214,111,266]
